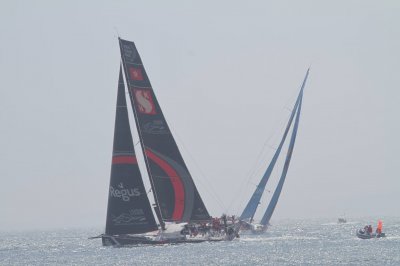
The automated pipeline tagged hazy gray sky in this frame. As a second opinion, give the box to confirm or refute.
[0,0,398,230]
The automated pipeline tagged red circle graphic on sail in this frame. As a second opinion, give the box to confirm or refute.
[145,149,185,221]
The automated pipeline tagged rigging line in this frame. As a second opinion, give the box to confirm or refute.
[242,73,308,218]
[171,130,227,211]
[172,130,227,211]
[156,103,226,209]
[268,144,278,151]
[226,123,281,213]
[258,153,282,215]
[282,75,307,112]
[250,127,290,178]
[226,107,292,214]
[113,26,120,38]
[244,106,293,184]
[191,171,227,212]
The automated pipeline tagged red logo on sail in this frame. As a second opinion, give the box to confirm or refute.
[134,89,156,115]
[129,67,144,81]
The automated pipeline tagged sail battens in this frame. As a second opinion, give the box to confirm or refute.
[112,156,138,165]
[153,175,185,179]
[127,62,144,66]
[119,38,211,223]
[113,151,135,155]
[105,66,158,235]
[129,85,153,89]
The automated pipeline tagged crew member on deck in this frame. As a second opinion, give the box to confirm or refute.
[367,225,373,234]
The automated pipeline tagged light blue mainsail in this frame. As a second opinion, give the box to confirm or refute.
[240,90,302,222]
[260,69,309,226]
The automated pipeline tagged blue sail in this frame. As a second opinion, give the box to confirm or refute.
[240,69,309,222]
[240,91,302,222]
[260,69,309,226]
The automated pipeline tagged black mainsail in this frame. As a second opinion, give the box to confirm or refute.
[105,67,158,235]
[118,38,211,223]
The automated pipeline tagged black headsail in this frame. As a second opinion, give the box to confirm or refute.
[105,67,158,235]
[119,38,211,223]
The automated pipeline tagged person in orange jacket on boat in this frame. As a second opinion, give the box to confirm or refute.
[376,220,383,235]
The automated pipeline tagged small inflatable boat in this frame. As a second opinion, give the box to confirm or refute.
[356,229,386,239]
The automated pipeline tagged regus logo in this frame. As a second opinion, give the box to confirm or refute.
[110,182,141,201]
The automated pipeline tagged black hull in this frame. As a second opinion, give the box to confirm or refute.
[101,235,225,246]
[356,230,386,239]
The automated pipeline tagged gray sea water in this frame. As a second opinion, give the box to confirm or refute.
[1,217,399,265]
